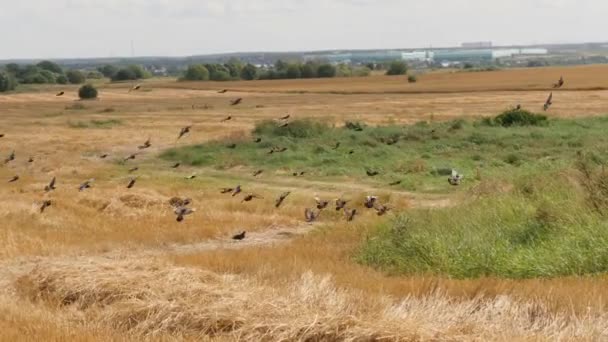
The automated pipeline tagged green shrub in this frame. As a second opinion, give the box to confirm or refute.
[253,119,329,139]
[317,64,337,78]
[345,121,365,131]
[386,60,408,75]
[66,70,86,84]
[78,84,98,100]
[240,64,258,80]
[0,71,17,92]
[182,64,210,81]
[36,60,63,74]
[407,75,417,83]
[485,109,548,127]
[56,74,68,84]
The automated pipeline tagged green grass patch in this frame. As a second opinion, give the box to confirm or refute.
[358,172,608,279]
[161,115,608,192]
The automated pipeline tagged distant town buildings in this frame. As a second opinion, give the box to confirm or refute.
[461,41,493,49]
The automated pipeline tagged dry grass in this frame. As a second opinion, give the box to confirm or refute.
[2,65,608,340]
[13,257,608,340]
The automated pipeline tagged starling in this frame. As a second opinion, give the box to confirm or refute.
[448,169,463,186]
[127,177,137,189]
[553,76,564,89]
[129,84,141,92]
[279,114,290,120]
[218,89,228,94]
[28,157,34,163]
[344,208,357,222]
[220,188,234,194]
[232,185,242,197]
[364,196,378,209]
[78,179,94,192]
[389,180,402,186]
[242,194,262,202]
[171,163,181,169]
[221,116,232,122]
[305,208,320,223]
[332,142,341,150]
[254,137,262,143]
[275,191,291,208]
[175,206,195,222]
[178,126,192,140]
[124,154,137,162]
[335,198,349,211]
[100,154,109,159]
[128,167,139,173]
[8,175,19,183]
[5,150,15,164]
[374,203,392,216]
[227,143,237,149]
[315,196,329,210]
[185,174,197,180]
[40,200,52,213]
[543,92,553,111]
[232,231,246,240]
[138,138,151,150]
[366,169,379,177]
[56,91,64,96]
[253,170,263,177]
[230,98,243,106]
[44,177,56,192]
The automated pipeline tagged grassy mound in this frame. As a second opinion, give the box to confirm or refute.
[483,109,548,127]
[358,170,608,279]
[161,116,608,192]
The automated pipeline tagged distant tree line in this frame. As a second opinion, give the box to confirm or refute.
[97,64,152,82]
[180,59,374,82]
[0,60,99,92]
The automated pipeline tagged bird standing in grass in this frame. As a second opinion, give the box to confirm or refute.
[366,169,379,177]
[389,180,402,186]
[232,231,246,240]
[275,191,291,208]
[221,116,232,122]
[374,203,391,216]
[218,89,228,94]
[254,137,262,143]
[128,167,139,173]
[124,154,137,162]
[100,154,109,159]
[185,173,197,180]
[78,179,94,192]
[171,162,181,169]
[56,91,64,96]
[221,188,234,194]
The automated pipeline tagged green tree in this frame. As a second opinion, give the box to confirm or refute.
[386,60,408,75]
[0,71,17,92]
[300,62,317,78]
[111,68,137,81]
[66,70,86,84]
[39,70,57,83]
[86,71,104,79]
[36,60,63,74]
[5,63,20,75]
[286,64,302,79]
[78,84,98,99]
[275,59,288,72]
[317,64,337,78]
[98,65,118,78]
[211,70,231,81]
[56,74,69,84]
[335,64,352,77]
[182,64,210,81]
[240,64,258,80]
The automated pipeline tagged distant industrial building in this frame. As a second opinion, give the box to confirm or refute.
[461,41,493,48]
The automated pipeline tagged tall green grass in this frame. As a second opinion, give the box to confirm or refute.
[358,170,608,279]
[161,113,608,192]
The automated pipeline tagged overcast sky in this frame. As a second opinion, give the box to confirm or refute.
[1,0,605,59]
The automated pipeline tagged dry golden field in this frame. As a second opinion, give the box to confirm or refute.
[2,65,608,340]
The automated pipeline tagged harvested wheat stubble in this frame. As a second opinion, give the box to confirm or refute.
[14,258,608,341]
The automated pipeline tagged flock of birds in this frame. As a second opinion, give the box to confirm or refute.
[6,75,566,241]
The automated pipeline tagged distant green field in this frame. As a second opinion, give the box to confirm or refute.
[161,111,608,193]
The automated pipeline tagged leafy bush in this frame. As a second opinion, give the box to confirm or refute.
[66,70,86,84]
[98,65,118,78]
[286,64,302,79]
[484,109,548,127]
[36,60,63,74]
[112,68,137,81]
[253,119,329,139]
[86,71,104,79]
[211,70,231,81]
[182,64,210,81]
[386,60,408,75]
[0,71,17,92]
[407,75,417,83]
[240,64,258,80]
[345,121,365,131]
[78,84,98,100]
[56,74,68,85]
[317,64,337,78]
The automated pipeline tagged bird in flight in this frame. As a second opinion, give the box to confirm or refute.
[169,197,192,208]
[232,185,242,197]
[364,196,378,209]
[305,208,320,223]
[99,154,109,159]
[78,179,94,192]
[185,173,197,180]
[178,126,192,140]
[138,138,151,150]
[553,76,564,89]
[40,200,52,213]
[129,84,141,92]
[335,198,349,211]
[230,98,243,106]
[315,196,329,210]
[242,194,263,203]
[389,180,402,186]
[254,137,262,143]
[232,231,246,240]
[374,203,392,216]
[44,177,57,192]
[123,154,137,162]
[275,191,291,208]
[218,89,228,94]
[8,175,19,183]
[279,114,290,120]
[174,206,195,222]
[221,116,232,122]
[126,177,137,189]
[171,162,181,169]
[253,170,263,177]
[56,91,64,97]
[344,208,357,222]
[128,167,139,173]
[543,92,553,111]
[4,151,15,164]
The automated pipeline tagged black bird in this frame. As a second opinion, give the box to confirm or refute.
[40,200,52,213]
[123,154,137,162]
[0,134,4,138]
[218,89,228,94]
[275,191,291,208]
[175,206,195,222]
[374,203,392,216]
[366,169,379,177]
[8,175,19,183]
[386,138,398,146]
[56,91,64,97]
[335,198,349,211]
[78,179,93,192]
[127,177,137,189]
[232,231,246,240]
[227,143,237,149]
[389,180,402,186]
[253,170,263,177]
[100,154,109,159]
[220,188,234,194]
[348,150,355,155]
[254,137,262,143]
[44,177,56,192]
[293,171,306,176]
[178,126,192,140]
[171,162,181,169]
[5,150,15,164]
[315,196,329,210]
[129,84,141,92]
[543,92,553,111]
[138,138,151,150]
[515,104,522,110]
[364,196,378,209]
[230,98,243,106]
[279,114,290,120]
[28,157,34,163]
[185,173,197,180]
[332,142,341,150]
[344,208,357,222]
[221,116,232,122]
[242,194,262,202]
[278,122,289,128]
[232,185,242,197]
[128,167,139,173]
[305,208,320,223]
[553,76,564,89]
